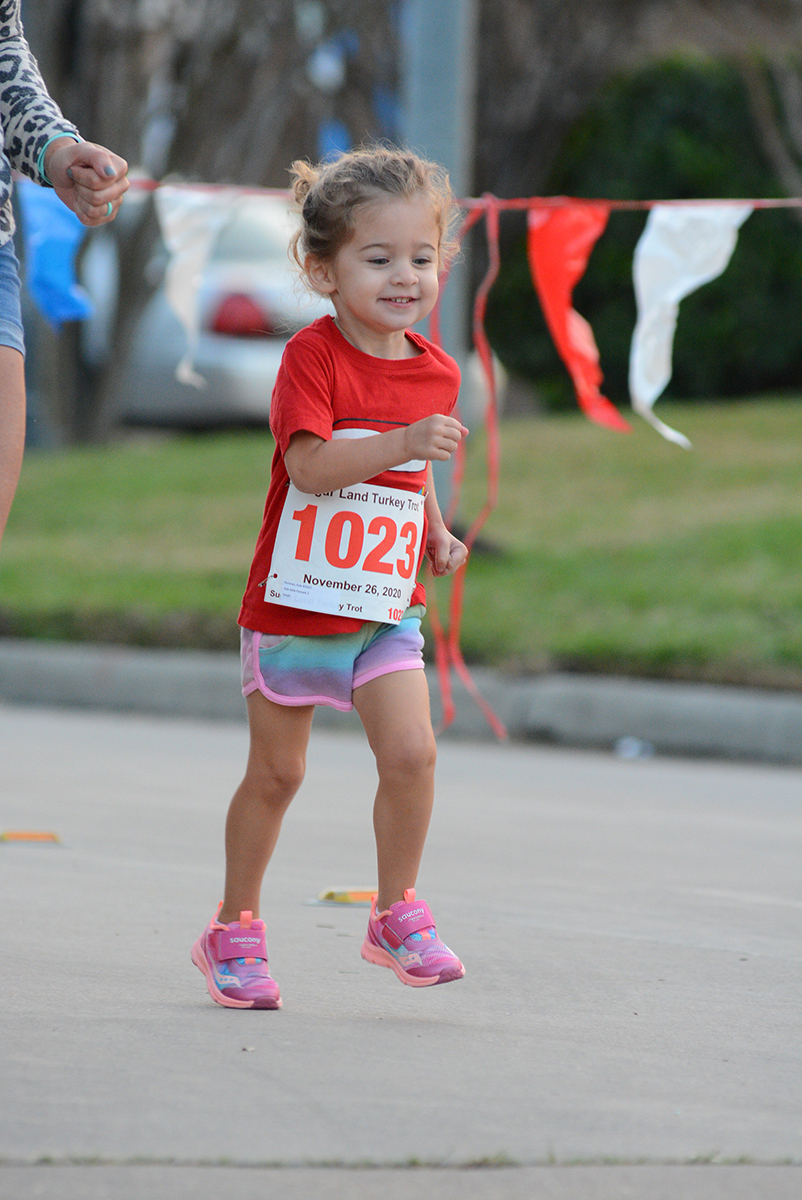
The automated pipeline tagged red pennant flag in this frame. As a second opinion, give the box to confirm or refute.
[527,204,630,432]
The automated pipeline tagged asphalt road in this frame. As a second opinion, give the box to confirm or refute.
[1,703,799,1199]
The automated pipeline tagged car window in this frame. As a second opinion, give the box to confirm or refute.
[210,203,295,263]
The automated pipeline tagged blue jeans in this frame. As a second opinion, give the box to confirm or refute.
[0,237,25,356]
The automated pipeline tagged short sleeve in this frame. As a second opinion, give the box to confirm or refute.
[270,328,338,453]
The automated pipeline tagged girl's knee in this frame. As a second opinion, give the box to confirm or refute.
[248,752,306,808]
[244,694,313,799]
[376,723,436,779]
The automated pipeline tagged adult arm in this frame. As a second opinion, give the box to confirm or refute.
[0,345,25,546]
[0,5,128,221]
[0,3,80,180]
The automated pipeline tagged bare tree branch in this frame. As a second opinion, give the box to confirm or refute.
[739,53,802,215]
[769,55,802,158]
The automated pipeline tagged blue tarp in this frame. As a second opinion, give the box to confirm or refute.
[16,177,92,327]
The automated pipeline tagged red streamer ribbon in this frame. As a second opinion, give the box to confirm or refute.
[428,199,508,740]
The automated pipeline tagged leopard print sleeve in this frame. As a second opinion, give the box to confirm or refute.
[0,0,81,242]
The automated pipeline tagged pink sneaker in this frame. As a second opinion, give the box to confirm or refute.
[361,889,465,987]
[191,909,281,1009]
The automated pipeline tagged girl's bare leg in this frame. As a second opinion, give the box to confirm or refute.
[218,692,314,924]
[352,669,437,912]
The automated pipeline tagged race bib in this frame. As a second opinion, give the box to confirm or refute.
[267,483,425,624]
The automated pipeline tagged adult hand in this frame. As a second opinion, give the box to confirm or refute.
[44,137,129,226]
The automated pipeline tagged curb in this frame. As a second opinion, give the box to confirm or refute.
[0,637,800,765]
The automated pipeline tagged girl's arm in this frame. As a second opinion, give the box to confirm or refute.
[424,464,469,577]
[284,414,468,495]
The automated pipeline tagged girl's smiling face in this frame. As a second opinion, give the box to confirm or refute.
[307,193,441,359]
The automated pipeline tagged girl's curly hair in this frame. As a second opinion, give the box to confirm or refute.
[289,144,459,274]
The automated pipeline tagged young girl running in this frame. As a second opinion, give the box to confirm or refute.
[192,146,469,1009]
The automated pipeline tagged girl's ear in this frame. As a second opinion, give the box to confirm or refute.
[306,255,337,295]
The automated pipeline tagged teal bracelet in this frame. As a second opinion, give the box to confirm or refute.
[37,132,81,187]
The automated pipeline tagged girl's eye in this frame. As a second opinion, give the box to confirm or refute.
[414,257,433,267]
[368,257,389,266]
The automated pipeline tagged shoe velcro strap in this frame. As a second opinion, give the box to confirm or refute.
[382,901,434,945]
[216,927,267,960]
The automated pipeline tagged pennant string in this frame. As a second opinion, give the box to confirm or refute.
[129,179,802,212]
[116,179,799,740]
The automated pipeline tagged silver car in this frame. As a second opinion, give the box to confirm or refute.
[116,195,332,427]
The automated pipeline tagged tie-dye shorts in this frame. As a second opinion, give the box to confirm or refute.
[240,611,425,712]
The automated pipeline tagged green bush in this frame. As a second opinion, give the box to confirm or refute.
[485,57,802,408]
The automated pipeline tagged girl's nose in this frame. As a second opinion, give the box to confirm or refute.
[392,259,417,284]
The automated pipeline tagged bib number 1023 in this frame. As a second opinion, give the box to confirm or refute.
[268,483,425,623]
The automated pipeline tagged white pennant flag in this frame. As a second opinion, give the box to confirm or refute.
[154,186,242,387]
[629,203,753,449]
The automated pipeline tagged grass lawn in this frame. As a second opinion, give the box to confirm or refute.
[2,396,801,688]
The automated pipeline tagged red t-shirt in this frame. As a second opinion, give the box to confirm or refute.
[238,315,461,636]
